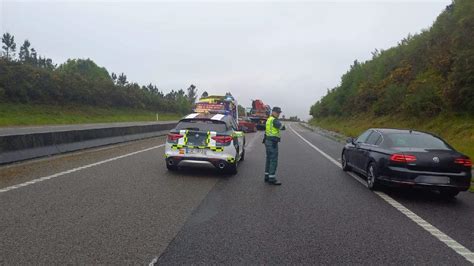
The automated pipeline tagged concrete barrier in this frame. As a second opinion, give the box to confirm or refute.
[0,122,177,164]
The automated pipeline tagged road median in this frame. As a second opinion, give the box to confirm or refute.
[0,121,177,164]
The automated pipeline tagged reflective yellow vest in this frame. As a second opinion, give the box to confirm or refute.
[265,116,280,138]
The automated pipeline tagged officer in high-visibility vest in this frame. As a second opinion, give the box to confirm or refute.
[264,106,286,185]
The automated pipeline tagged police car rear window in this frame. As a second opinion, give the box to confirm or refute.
[176,120,228,133]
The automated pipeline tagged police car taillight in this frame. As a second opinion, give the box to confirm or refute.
[212,135,233,144]
[167,133,183,142]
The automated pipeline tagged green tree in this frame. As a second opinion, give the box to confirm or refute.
[30,48,38,65]
[117,73,128,86]
[187,84,197,104]
[111,72,117,84]
[57,59,108,82]
[2,33,16,60]
[19,40,31,63]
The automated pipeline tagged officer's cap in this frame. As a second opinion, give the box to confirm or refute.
[272,106,282,113]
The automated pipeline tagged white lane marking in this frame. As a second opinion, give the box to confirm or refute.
[0,144,165,194]
[149,256,159,266]
[289,125,474,264]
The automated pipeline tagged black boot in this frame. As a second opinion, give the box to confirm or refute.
[268,179,282,185]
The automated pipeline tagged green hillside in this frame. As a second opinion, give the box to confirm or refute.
[0,103,181,126]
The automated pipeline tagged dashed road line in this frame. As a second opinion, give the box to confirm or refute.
[0,144,165,194]
[149,256,159,266]
[289,125,474,264]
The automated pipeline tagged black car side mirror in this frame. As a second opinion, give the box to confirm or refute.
[346,137,355,145]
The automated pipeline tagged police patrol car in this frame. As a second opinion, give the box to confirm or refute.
[165,113,245,174]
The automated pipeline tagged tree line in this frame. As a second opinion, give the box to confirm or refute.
[0,33,198,114]
[310,0,474,119]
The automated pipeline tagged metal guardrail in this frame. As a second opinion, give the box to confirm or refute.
[0,122,177,164]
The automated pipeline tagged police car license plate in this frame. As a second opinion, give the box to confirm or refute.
[186,148,206,155]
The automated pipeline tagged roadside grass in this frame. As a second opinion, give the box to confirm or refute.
[309,114,474,192]
[0,103,182,126]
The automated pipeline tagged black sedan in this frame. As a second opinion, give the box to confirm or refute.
[341,128,472,197]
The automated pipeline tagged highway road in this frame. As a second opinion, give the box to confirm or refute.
[0,123,473,264]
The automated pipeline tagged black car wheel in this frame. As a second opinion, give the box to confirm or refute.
[341,151,350,171]
[439,189,459,198]
[367,163,380,190]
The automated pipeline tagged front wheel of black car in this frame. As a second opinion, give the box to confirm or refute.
[341,151,350,171]
[367,163,380,191]
[439,189,459,198]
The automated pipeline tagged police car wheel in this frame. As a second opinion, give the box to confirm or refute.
[227,162,238,175]
[166,164,178,171]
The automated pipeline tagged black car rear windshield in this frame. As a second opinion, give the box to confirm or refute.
[385,133,451,150]
[176,119,227,133]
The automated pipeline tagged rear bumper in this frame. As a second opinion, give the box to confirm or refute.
[378,166,472,191]
[164,144,237,169]
[165,156,234,169]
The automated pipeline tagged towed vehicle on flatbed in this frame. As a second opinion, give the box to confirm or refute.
[249,99,271,130]
[165,113,245,174]
[238,117,257,133]
[342,128,472,197]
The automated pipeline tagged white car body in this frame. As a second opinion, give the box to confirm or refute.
[165,113,245,173]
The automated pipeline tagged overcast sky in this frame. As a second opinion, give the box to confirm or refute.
[1,0,451,119]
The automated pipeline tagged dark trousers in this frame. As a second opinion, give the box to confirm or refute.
[265,139,279,179]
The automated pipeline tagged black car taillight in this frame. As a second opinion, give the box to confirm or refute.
[167,133,183,142]
[390,154,417,163]
[454,158,472,167]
